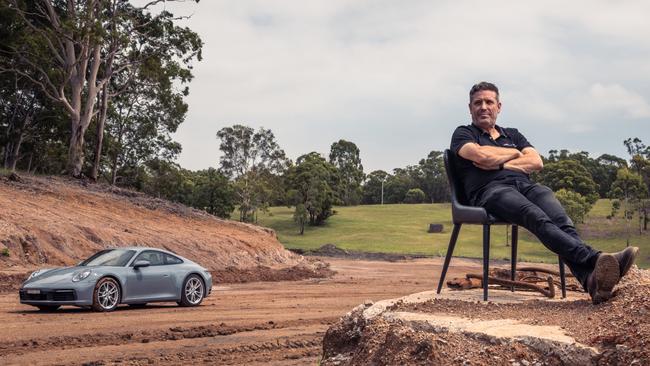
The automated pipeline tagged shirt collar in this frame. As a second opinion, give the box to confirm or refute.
[470,123,509,138]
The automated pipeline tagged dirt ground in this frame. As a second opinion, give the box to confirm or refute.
[322,266,650,366]
[0,257,478,365]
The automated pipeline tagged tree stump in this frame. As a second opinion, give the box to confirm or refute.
[428,224,443,233]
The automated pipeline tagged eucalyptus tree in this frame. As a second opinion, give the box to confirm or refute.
[2,0,201,177]
[329,139,364,205]
[286,152,340,232]
[416,150,450,203]
[216,125,289,222]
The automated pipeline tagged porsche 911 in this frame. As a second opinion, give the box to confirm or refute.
[19,247,212,312]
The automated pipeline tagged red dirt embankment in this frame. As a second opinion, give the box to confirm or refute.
[0,174,329,285]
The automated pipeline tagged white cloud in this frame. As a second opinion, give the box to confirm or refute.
[588,83,650,118]
[155,0,650,171]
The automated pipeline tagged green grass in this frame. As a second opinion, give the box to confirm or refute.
[257,200,650,268]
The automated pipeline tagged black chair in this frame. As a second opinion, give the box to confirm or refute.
[437,149,566,301]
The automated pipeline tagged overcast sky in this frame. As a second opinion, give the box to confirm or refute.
[162,0,650,173]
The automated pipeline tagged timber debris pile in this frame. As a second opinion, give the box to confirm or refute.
[447,266,582,298]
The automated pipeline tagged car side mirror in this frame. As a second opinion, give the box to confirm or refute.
[133,260,151,269]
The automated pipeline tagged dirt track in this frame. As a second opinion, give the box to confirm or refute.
[0,257,477,365]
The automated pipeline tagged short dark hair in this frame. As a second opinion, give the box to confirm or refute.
[469,82,499,101]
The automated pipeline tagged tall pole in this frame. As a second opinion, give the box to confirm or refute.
[381,179,384,205]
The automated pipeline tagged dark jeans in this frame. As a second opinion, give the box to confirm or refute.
[476,179,600,288]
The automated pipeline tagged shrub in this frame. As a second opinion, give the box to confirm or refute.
[403,188,426,204]
[555,189,592,224]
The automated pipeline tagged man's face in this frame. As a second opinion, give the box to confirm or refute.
[469,90,501,130]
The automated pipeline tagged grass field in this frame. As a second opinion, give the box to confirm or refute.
[257,199,650,268]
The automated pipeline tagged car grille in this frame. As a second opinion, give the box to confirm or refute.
[20,289,76,302]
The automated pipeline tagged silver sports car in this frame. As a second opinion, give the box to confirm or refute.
[19,247,212,312]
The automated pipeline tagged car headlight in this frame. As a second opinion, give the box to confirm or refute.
[72,269,92,282]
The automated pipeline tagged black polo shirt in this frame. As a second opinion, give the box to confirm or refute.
[450,124,534,204]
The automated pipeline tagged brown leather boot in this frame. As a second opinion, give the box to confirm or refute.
[586,253,620,305]
[612,246,639,278]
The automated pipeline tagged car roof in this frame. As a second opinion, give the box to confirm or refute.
[105,247,181,257]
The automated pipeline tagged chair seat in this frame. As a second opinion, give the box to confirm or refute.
[452,204,506,225]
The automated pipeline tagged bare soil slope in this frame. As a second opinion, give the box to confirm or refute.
[0,174,314,279]
[322,267,650,365]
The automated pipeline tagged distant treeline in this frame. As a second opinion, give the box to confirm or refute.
[1,2,648,236]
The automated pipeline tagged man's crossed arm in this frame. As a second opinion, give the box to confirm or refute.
[457,143,543,174]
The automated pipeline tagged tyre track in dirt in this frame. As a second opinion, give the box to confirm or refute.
[1,257,476,365]
[0,317,335,356]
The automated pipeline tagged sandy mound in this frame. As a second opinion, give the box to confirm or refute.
[322,267,650,365]
[0,174,326,283]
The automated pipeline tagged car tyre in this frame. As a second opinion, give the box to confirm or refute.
[92,277,121,312]
[37,305,60,312]
[179,274,204,307]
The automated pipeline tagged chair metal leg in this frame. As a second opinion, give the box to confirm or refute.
[558,257,566,299]
[483,224,490,301]
[511,225,518,292]
[437,223,462,294]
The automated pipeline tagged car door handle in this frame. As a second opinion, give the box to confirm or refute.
[163,274,170,277]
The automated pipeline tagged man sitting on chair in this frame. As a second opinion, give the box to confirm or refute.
[450,81,638,304]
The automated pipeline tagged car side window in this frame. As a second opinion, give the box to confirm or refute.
[164,253,183,265]
[134,250,164,266]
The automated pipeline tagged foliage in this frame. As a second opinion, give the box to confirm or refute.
[543,149,626,198]
[360,151,448,205]
[383,168,418,204]
[216,124,289,222]
[1,0,201,178]
[0,0,202,177]
[362,170,389,204]
[609,167,648,243]
[191,168,235,218]
[403,188,426,204]
[136,160,234,219]
[621,138,650,233]
[286,152,339,228]
[141,159,194,203]
[535,159,599,204]
[293,203,308,235]
[415,150,450,203]
[554,189,591,224]
[329,139,364,206]
[608,200,621,220]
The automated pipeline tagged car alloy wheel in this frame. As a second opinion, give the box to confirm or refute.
[92,277,120,312]
[180,275,204,307]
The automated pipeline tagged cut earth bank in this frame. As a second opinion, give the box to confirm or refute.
[0,174,331,291]
[322,266,650,366]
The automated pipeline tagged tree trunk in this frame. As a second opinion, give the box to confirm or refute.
[27,152,33,173]
[91,84,109,181]
[67,119,86,177]
[6,134,23,172]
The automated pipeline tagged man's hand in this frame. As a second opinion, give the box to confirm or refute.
[503,147,543,174]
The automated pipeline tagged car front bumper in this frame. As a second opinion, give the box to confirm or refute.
[19,282,95,307]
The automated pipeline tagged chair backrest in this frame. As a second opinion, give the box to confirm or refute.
[443,149,470,207]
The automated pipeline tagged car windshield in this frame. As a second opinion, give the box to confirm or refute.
[79,249,136,267]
